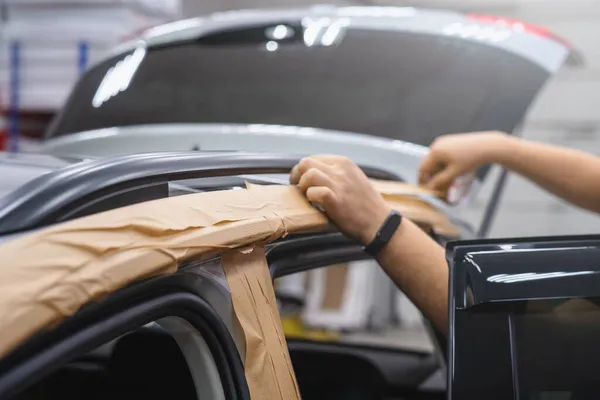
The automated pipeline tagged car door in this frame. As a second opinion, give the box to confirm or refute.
[447,235,600,400]
[267,233,446,400]
[0,270,249,400]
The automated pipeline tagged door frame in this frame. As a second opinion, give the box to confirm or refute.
[0,275,250,400]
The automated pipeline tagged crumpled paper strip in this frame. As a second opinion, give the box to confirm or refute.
[0,185,327,360]
[0,180,457,361]
[223,247,301,400]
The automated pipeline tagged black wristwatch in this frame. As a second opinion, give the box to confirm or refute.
[363,211,402,257]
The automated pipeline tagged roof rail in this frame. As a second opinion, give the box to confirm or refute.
[0,152,401,235]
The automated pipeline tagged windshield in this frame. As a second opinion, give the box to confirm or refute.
[47,23,550,146]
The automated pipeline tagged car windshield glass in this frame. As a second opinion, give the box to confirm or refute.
[0,153,71,199]
[47,23,550,145]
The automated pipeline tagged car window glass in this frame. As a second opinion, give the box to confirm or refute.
[275,262,434,353]
[512,298,600,399]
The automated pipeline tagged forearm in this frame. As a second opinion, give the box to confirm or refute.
[376,219,449,334]
[495,135,600,213]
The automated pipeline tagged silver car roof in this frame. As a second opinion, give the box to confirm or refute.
[0,152,74,199]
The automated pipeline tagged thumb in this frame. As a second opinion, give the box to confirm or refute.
[426,166,460,192]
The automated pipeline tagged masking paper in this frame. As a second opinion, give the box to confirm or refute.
[0,184,326,362]
[223,247,301,400]
[0,180,458,377]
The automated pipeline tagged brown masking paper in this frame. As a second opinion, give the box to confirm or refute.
[371,179,446,198]
[0,181,458,365]
[223,247,301,400]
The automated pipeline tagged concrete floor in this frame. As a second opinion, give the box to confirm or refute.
[342,326,435,353]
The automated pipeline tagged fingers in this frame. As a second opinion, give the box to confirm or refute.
[298,167,335,192]
[418,152,442,185]
[290,156,344,212]
[426,167,460,191]
[290,157,333,184]
[309,154,350,164]
[305,186,338,209]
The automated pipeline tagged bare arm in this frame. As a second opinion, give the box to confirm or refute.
[376,219,449,333]
[495,136,600,213]
[290,156,449,333]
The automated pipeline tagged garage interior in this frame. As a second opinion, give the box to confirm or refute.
[3,0,600,238]
[1,1,599,399]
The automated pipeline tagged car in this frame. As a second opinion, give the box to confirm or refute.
[39,5,581,157]
[41,5,582,160]
[0,150,463,400]
[2,150,600,400]
[3,5,590,398]
[37,4,583,236]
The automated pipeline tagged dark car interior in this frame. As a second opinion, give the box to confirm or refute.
[10,324,440,400]
[11,326,198,400]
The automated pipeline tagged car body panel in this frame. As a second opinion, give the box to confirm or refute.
[43,124,429,184]
[0,151,468,236]
[0,152,74,198]
[107,6,572,74]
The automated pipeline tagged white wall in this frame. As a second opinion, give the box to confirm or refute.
[452,0,600,238]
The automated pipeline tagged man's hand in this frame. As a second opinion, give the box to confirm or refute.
[290,155,391,245]
[419,131,510,192]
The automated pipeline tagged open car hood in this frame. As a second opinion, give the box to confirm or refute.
[44,5,580,146]
[41,5,582,235]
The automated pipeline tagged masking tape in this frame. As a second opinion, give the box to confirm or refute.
[0,181,457,369]
[223,247,301,400]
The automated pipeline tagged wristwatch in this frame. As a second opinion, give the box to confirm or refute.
[363,211,402,257]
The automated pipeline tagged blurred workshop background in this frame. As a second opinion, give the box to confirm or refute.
[1,2,600,395]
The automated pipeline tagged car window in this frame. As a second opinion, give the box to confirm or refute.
[8,317,224,400]
[512,298,600,399]
[47,24,549,144]
[0,276,247,400]
[275,263,434,353]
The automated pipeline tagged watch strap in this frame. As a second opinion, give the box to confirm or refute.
[363,211,402,257]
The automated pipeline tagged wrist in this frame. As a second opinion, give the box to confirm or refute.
[359,204,393,246]
[486,131,518,165]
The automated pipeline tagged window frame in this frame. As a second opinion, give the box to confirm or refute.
[0,274,250,400]
[267,232,447,396]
